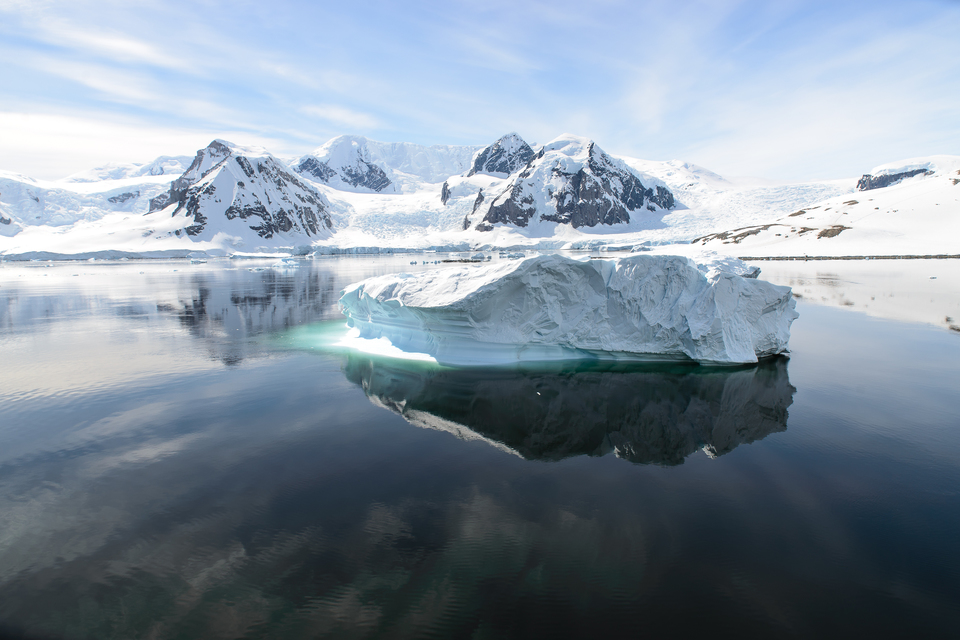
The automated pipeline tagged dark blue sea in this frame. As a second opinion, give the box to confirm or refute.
[1,256,958,639]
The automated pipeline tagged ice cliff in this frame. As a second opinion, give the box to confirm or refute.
[339,253,798,365]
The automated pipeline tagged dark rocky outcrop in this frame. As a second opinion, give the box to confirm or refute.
[295,157,337,183]
[440,181,451,205]
[339,160,392,192]
[693,224,783,245]
[818,225,851,239]
[857,168,933,191]
[107,191,139,204]
[468,133,535,177]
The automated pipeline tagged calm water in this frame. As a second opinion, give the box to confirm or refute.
[1,256,959,639]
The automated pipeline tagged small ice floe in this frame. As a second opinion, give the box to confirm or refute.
[271,257,300,269]
[190,258,207,264]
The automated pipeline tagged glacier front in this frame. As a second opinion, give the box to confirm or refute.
[338,254,798,365]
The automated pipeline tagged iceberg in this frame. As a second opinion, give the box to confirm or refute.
[338,253,798,365]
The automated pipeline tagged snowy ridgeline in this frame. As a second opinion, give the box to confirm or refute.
[1,128,955,257]
[339,253,797,366]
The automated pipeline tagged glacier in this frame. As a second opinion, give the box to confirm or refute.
[338,253,798,366]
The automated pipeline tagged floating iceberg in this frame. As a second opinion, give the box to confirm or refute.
[338,253,798,365]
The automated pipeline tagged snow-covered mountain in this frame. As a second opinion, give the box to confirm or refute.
[467,133,535,177]
[149,140,334,243]
[0,131,955,258]
[464,134,675,231]
[63,156,193,183]
[692,156,960,257]
[293,135,480,194]
[0,169,172,235]
[295,135,397,194]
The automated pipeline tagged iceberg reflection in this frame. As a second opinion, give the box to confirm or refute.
[344,356,796,465]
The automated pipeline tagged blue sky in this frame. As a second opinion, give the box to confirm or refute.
[1,0,958,180]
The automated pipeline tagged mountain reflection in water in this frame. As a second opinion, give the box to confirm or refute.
[345,356,795,465]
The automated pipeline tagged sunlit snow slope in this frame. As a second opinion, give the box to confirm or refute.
[692,156,960,257]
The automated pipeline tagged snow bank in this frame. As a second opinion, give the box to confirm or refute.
[339,253,798,365]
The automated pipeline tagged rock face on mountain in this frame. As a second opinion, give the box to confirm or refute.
[469,135,676,231]
[467,133,535,177]
[857,168,933,191]
[149,140,333,240]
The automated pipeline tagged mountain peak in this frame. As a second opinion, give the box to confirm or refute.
[297,135,394,193]
[147,140,333,241]
[467,133,535,177]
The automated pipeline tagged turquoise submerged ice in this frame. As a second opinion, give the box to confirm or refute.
[338,254,798,365]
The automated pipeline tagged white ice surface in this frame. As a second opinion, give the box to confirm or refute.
[339,253,797,365]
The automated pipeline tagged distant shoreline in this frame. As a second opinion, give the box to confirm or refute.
[740,254,960,261]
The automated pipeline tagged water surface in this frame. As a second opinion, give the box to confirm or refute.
[1,256,958,639]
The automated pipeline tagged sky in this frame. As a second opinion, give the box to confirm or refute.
[0,0,958,181]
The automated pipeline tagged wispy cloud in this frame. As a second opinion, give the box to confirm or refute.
[40,24,193,70]
[0,0,958,179]
[33,58,161,104]
[0,111,300,179]
[299,105,381,131]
